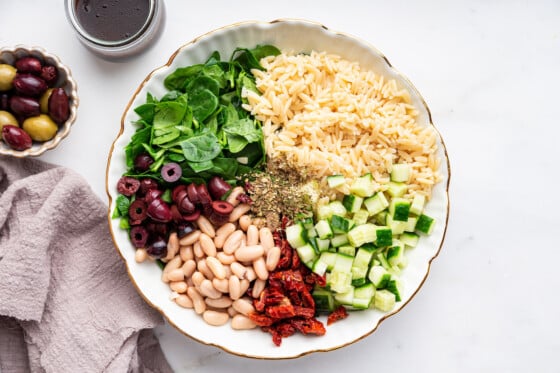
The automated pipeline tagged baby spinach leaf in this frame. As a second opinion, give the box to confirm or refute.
[189,89,218,123]
[186,75,220,96]
[164,64,203,91]
[153,101,187,128]
[180,132,221,162]
[114,195,131,218]
[134,102,156,123]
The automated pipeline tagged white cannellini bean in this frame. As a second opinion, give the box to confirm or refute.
[188,287,206,314]
[196,215,216,238]
[216,252,235,265]
[167,268,185,282]
[266,246,281,271]
[135,248,148,263]
[164,232,179,261]
[232,297,255,316]
[234,245,265,262]
[202,310,229,326]
[193,241,204,258]
[206,256,226,279]
[191,271,205,287]
[230,262,247,279]
[239,279,250,296]
[246,225,259,246]
[175,294,193,309]
[253,257,268,280]
[228,203,251,222]
[179,245,194,261]
[212,278,230,293]
[227,306,239,318]
[199,233,217,257]
[214,223,236,249]
[179,230,201,246]
[225,186,245,207]
[231,314,257,330]
[228,275,241,300]
[244,267,257,282]
[259,227,274,252]
[181,259,196,278]
[222,230,245,254]
[205,296,232,309]
[252,278,266,298]
[200,279,222,299]
[169,281,188,294]
[197,259,214,280]
[238,215,252,231]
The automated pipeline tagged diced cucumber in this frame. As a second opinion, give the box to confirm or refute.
[389,197,411,222]
[386,214,407,235]
[351,246,375,280]
[313,288,335,312]
[352,278,367,287]
[296,243,317,266]
[350,173,375,197]
[334,287,354,305]
[342,194,363,213]
[329,201,347,217]
[329,271,353,293]
[285,223,308,248]
[405,216,417,232]
[386,279,402,301]
[333,253,354,273]
[374,211,388,225]
[415,214,435,235]
[386,241,404,267]
[327,174,346,188]
[352,283,375,309]
[347,223,377,247]
[319,251,337,271]
[410,194,426,215]
[307,227,318,239]
[353,209,369,225]
[386,181,407,197]
[368,265,391,288]
[301,217,315,230]
[316,204,333,221]
[338,245,356,256]
[364,192,389,216]
[400,232,419,248]
[315,237,331,252]
[390,163,411,182]
[374,289,396,312]
[311,258,329,276]
[330,215,355,234]
[377,252,391,270]
[375,226,393,247]
[330,234,349,248]
[315,219,333,239]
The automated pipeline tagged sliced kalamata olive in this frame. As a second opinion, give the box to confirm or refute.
[134,153,154,172]
[139,178,158,195]
[15,57,43,74]
[183,209,201,222]
[146,238,167,258]
[129,226,149,248]
[170,205,183,223]
[196,183,212,205]
[172,184,188,204]
[176,222,195,238]
[143,188,162,203]
[147,198,172,223]
[208,200,234,225]
[116,176,140,196]
[128,199,148,221]
[178,195,196,214]
[145,222,168,237]
[187,183,200,204]
[208,176,231,200]
[161,162,182,183]
[128,218,143,226]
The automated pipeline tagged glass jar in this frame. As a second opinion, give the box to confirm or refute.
[64,0,165,60]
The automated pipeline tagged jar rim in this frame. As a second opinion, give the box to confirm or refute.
[64,0,156,47]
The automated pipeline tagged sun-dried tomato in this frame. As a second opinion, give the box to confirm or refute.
[266,304,296,319]
[248,312,275,327]
[290,318,326,336]
[327,305,349,326]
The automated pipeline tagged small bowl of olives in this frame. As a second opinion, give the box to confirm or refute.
[0,45,78,157]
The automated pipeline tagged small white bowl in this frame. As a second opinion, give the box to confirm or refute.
[106,19,450,359]
[0,45,78,157]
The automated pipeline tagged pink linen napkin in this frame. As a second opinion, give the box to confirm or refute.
[0,157,172,373]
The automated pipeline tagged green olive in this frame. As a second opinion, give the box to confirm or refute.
[22,114,58,141]
[0,64,17,91]
[39,88,53,113]
[0,110,18,132]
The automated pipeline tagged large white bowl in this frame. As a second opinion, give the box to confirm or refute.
[106,19,450,359]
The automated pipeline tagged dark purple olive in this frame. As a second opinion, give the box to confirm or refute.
[128,199,148,221]
[183,209,201,222]
[170,204,184,223]
[139,178,158,194]
[116,176,140,196]
[128,218,143,226]
[208,200,233,226]
[186,183,199,204]
[146,238,167,258]
[13,74,48,97]
[1,125,32,151]
[134,153,154,172]
[47,87,69,124]
[40,65,58,86]
[143,188,162,204]
[15,57,43,74]
[172,184,188,204]
[178,195,196,214]
[161,162,182,183]
[129,226,149,248]
[196,184,212,205]
[147,198,172,223]
[9,96,40,118]
[145,222,168,237]
[208,176,231,200]
[176,222,195,238]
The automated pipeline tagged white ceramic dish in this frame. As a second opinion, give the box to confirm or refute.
[106,19,450,359]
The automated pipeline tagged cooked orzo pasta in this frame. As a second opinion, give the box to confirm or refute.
[242,51,441,199]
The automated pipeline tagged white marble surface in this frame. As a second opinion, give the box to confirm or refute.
[3,0,559,371]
